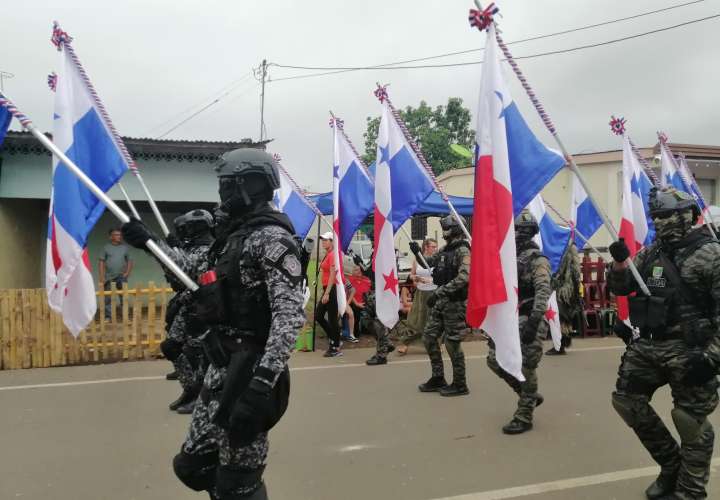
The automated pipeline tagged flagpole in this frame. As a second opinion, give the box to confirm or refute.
[658,134,718,240]
[117,181,141,220]
[544,200,603,256]
[311,215,322,352]
[469,4,650,297]
[0,92,197,292]
[52,22,170,237]
[373,85,472,243]
[676,152,720,237]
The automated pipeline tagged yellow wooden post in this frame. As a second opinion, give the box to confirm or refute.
[147,282,156,359]
[132,283,142,360]
[0,291,9,370]
[159,285,168,344]
[41,293,51,368]
[29,291,38,368]
[122,281,130,360]
[98,286,106,362]
[9,290,19,369]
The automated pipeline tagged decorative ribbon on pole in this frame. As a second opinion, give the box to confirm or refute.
[469,2,650,297]
[657,132,718,240]
[0,90,196,291]
[329,111,375,180]
[373,83,472,242]
[51,21,169,236]
[272,153,333,232]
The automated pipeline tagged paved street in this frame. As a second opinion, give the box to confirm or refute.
[1,337,719,500]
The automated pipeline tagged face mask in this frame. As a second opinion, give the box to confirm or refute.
[515,226,536,245]
[653,211,693,242]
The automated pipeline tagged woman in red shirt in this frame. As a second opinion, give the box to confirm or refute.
[315,232,342,357]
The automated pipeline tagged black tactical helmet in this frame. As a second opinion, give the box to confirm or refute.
[514,209,539,232]
[648,187,698,219]
[174,209,214,230]
[440,214,467,231]
[215,148,280,189]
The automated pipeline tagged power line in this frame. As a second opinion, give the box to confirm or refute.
[268,13,719,81]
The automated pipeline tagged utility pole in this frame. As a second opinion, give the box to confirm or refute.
[0,71,14,92]
[259,59,267,141]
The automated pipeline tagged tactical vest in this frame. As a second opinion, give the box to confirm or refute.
[629,231,715,343]
[517,244,547,315]
[432,239,470,291]
[214,212,296,343]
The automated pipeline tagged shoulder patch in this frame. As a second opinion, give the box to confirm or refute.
[282,254,302,278]
[264,236,303,285]
[266,240,290,263]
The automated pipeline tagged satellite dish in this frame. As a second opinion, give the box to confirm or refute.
[450,144,473,159]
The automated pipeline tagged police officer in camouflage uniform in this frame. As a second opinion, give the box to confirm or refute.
[487,210,550,435]
[608,187,720,500]
[410,215,470,397]
[123,148,305,499]
[163,210,215,414]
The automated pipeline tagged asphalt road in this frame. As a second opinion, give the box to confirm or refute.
[1,337,719,500]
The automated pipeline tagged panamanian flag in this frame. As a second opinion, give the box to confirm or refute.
[273,161,317,240]
[47,41,129,335]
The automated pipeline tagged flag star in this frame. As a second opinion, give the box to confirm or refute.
[382,269,399,295]
[53,113,61,120]
[494,91,508,120]
[378,143,391,165]
[333,164,340,179]
[545,306,557,322]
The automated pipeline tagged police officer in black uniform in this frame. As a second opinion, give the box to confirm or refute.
[123,148,306,499]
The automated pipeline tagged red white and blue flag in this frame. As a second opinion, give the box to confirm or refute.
[0,105,11,148]
[46,43,129,335]
[273,164,317,239]
[467,25,523,380]
[617,135,655,321]
[570,172,603,249]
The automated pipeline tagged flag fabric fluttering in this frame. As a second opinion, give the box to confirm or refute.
[570,171,603,249]
[467,25,523,381]
[527,194,572,274]
[660,141,687,192]
[47,38,129,336]
[332,119,374,251]
[373,104,403,328]
[273,164,317,240]
[678,155,708,216]
[0,105,11,148]
[526,195,566,350]
[616,135,654,321]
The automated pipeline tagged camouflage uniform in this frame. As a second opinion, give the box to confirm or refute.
[608,225,720,499]
[487,240,551,425]
[168,222,306,498]
[422,240,470,390]
[553,242,581,344]
[365,292,394,362]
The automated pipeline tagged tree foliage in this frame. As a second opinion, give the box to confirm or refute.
[362,97,474,175]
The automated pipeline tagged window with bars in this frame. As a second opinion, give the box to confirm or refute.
[411,216,428,240]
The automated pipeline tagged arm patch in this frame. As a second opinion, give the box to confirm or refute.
[264,236,304,285]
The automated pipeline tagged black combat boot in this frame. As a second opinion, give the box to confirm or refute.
[418,376,447,393]
[502,418,533,434]
[166,370,179,380]
[534,393,544,408]
[366,355,387,366]
[645,472,677,499]
[545,347,566,355]
[439,382,469,397]
[169,389,196,411]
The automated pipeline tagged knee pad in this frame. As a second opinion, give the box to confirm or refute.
[671,408,711,444]
[215,465,266,499]
[161,339,184,362]
[611,392,642,429]
[173,451,218,492]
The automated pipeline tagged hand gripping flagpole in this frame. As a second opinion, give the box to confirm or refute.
[51,22,170,237]
[469,3,650,297]
[0,91,197,292]
[657,132,718,240]
[373,84,472,243]
[271,153,333,233]
[330,111,431,269]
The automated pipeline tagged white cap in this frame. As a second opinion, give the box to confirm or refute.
[320,231,334,240]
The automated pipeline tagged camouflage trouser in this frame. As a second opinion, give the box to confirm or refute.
[168,310,206,392]
[487,316,545,424]
[391,319,418,346]
[370,319,393,359]
[176,364,268,498]
[612,339,719,499]
[423,299,467,386]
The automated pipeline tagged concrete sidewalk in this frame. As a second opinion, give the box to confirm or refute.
[1,337,718,499]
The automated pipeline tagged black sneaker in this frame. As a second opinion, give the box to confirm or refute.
[440,383,470,397]
[366,355,387,366]
[645,472,677,499]
[418,376,448,393]
[502,418,533,435]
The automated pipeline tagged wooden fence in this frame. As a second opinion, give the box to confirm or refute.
[0,282,171,370]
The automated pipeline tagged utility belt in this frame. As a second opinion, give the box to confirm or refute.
[629,296,713,347]
[201,329,266,369]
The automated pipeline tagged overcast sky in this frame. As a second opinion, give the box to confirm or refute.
[3,0,719,193]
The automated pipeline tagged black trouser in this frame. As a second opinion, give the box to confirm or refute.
[315,285,340,348]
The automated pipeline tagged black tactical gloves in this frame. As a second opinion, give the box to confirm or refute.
[166,232,181,248]
[609,238,630,263]
[409,241,421,256]
[683,352,717,386]
[521,312,543,344]
[122,218,154,249]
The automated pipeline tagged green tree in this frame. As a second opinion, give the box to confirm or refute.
[362,97,474,175]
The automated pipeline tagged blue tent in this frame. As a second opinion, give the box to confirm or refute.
[308,190,474,218]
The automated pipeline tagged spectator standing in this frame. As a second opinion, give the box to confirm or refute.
[397,238,438,355]
[98,228,133,320]
[315,232,342,357]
